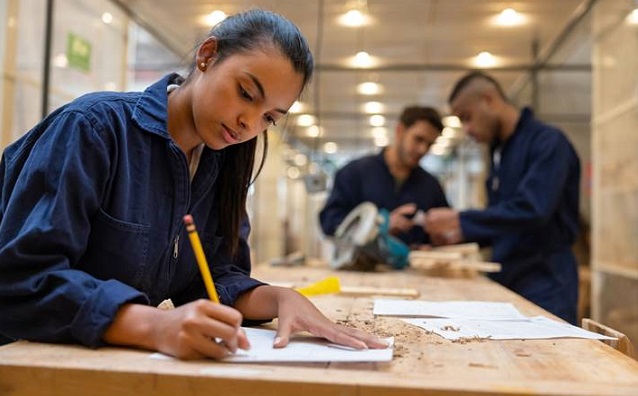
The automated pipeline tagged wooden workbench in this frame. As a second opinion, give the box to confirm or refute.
[1,264,637,396]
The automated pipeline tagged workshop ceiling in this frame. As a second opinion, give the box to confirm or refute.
[115,0,594,155]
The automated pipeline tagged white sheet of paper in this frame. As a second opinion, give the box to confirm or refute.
[403,316,617,341]
[150,327,394,363]
[373,299,527,320]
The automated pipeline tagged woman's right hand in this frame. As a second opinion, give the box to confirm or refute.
[104,300,250,360]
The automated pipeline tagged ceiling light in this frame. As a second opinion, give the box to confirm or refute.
[434,137,453,147]
[101,12,113,24]
[494,8,525,26]
[474,51,496,68]
[289,101,303,113]
[363,101,384,113]
[628,9,638,24]
[357,81,382,95]
[324,142,338,154]
[374,136,389,147]
[369,114,386,127]
[442,116,461,128]
[442,127,457,138]
[296,114,316,127]
[353,51,373,68]
[294,153,308,166]
[429,145,450,156]
[287,167,300,179]
[370,127,387,139]
[306,125,322,137]
[204,10,226,26]
[340,9,366,27]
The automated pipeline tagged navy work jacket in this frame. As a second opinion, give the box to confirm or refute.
[460,108,580,324]
[0,74,264,347]
[319,150,449,246]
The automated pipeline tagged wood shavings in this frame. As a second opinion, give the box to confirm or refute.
[452,336,490,344]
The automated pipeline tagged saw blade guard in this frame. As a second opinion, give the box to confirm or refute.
[334,202,380,246]
[331,202,381,269]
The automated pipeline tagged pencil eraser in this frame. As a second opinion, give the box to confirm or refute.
[183,214,194,225]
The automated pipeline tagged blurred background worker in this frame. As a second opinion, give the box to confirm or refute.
[320,106,449,248]
[425,72,581,324]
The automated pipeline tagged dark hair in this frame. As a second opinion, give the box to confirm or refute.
[189,9,314,86]
[448,71,507,104]
[197,9,314,256]
[399,106,444,133]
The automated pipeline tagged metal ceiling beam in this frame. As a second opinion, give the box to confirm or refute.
[290,111,591,122]
[316,63,591,73]
[129,63,592,72]
[509,0,598,100]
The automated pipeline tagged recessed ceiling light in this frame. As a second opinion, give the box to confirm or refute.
[494,8,525,26]
[474,51,496,68]
[307,125,322,137]
[101,12,113,24]
[204,10,226,26]
[363,101,384,113]
[294,153,308,166]
[353,51,374,68]
[370,127,388,139]
[442,116,461,128]
[442,127,457,138]
[340,9,366,27]
[374,136,389,147]
[297,114,316,127]
[324,142,338,154]
[287,167,300,179]
[369,114,386,126]
[357,81,382,95]
[289,101,303,113]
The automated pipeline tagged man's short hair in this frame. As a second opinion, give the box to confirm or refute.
[448,71,507,104]
[399,106,444,132]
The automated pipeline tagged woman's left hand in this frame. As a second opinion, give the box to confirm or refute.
[271,287,388,350]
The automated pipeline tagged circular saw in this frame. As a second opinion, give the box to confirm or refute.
[331,202,410,270]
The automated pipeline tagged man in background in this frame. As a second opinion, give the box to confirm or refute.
[320,105,449,248]
[425,72,581,324]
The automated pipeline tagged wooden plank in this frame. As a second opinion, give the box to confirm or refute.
[339,285,420,298]
[409,250,464,260]
[410,258,502,273]
[582,318,636,359]
[431,242,481,254]
[1,265,637,396]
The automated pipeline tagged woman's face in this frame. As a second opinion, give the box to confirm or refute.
[191,44,304,150]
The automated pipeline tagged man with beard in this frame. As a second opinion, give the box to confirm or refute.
[319,106,448,248]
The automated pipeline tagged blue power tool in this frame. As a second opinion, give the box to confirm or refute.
[330,202,410,270]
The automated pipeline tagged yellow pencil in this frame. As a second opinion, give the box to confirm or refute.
[183,214,220,303]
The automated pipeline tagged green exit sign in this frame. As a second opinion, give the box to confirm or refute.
[66,33,91,72]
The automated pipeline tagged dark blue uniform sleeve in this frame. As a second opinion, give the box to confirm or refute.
[319,165,361,236]
[460,132,577,241]
[0,112,148,347]
[209,216,266,307]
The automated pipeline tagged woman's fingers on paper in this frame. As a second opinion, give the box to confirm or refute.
[273,317,293,348]
[237,327,251,350]
[341,325,389,349]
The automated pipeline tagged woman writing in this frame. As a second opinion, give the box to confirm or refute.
[0,9,386,359]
